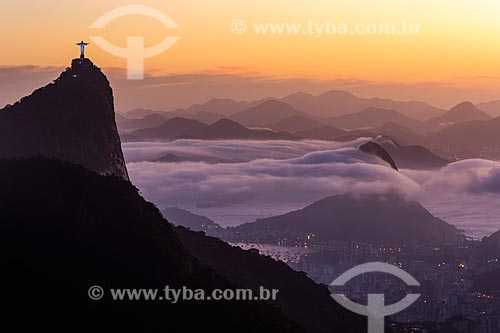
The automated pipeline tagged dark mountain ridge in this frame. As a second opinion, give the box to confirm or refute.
[280,90,446,120]
[230,194,460,244]
[426,102,492,128]
[327,107,427,132]
[131,117,298,140]
[0,157,303,331]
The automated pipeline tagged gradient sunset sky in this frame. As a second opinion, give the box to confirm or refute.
[2,0,500,111]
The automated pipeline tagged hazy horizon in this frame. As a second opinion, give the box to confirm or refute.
[3,0,500,111]
[2,64,500,113]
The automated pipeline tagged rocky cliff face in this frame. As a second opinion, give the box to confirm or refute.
[0,58,128,180]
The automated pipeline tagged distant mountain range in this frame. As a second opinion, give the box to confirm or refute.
[279,90,447,120]
[228,194,461,244]
[131,117,298,140]
[118,96,500,161]
[119,90,448,125]
[119,91,499,132]
[132,117,207,138]
[120,99,492,136]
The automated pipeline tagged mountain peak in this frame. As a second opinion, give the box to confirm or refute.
[448,101,489,116]
[432,101,493,123]
[450,101,476,110]
[359,141,399,170]
[0,58,129,179]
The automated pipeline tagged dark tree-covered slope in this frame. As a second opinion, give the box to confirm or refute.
[0,158,300,332]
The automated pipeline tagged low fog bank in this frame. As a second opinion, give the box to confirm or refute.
[123,140,500,238]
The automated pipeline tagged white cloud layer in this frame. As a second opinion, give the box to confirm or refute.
[124,140,500,238]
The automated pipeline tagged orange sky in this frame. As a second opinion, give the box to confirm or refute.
[2,0,500,109]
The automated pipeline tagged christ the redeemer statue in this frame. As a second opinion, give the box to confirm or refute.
[76,41,89,59]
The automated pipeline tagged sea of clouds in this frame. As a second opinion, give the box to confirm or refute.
[123,139,500,239]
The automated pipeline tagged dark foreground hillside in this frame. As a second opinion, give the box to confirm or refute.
[0,158,362,332]
[0,158,299,332]
[176,227,364,332]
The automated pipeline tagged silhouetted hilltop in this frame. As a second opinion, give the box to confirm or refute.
[172,98,256,117]
[230,194,460,244]
[0,58,128,179]
[131,117,207,138]
[115,113,167,133]
[280,90,445,120]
